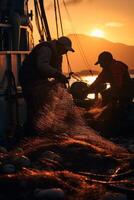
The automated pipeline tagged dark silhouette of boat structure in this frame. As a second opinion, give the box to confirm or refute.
[0,2,30,139]
[0,0,50,140]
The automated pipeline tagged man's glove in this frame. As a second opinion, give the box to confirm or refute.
[55,73,68,84]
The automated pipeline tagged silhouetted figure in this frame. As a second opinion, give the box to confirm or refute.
[19,36,74,136]
[88,51,133,107]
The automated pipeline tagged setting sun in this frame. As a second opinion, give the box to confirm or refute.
[89,28,105,38]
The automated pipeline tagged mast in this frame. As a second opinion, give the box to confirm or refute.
[38,0,51,41]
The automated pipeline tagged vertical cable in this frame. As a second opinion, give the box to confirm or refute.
[63,0,93,76]
[54,0,59,38]
[56,0,64,36]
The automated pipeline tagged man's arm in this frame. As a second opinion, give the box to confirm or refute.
[36,45,60,77]
[36,45,68,83]
[87,70,108,93]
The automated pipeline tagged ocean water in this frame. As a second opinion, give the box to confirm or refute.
[69,74,134,99]
[70,74,134,85]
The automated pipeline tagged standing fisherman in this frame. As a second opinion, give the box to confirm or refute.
[19,36,75,136]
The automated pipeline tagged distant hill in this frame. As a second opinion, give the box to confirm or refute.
[63,34,134,73]
[71,69,134,77]
[73,69,99,76]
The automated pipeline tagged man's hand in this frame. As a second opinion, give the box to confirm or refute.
[55,73,68,84]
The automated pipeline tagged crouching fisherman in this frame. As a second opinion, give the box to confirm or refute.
[19,36,75,137]
[87,51,133,108]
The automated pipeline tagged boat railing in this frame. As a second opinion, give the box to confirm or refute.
[0,51,30,138]
[0,22,32,51]
[0,51,29,87]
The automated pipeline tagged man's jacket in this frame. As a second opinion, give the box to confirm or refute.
[88,59,132,94]
[19,40,62,88]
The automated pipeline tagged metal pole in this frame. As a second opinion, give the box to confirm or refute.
[38,0,51,41]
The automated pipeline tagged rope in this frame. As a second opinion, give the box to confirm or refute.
[54,0,59,38]
[34,0,44,41]
[53,0,85,83]
[39,0,51,41]
[37,1,47,39]
[66,54,72,74]
[53,0,74,83]
[56,0,64,36]
[34,0,51,41]
[55,0,71,75]
[62,0,93,76]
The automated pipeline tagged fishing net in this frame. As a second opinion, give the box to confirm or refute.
[0,84,133,200]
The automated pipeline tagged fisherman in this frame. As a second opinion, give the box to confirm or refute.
[19,36,74,136]
[87,51,133,107]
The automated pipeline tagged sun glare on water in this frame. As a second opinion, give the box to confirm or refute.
[89,28,105,38]
[82,76,97,85]
[82,76,97,99]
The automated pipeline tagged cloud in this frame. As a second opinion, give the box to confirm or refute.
[64,0,83,5]
[46,0,93,10]
[46,0,82,10]
[105,22,124,28]
[65,0,94,5]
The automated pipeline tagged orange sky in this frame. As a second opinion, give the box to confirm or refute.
[29,0,134,46]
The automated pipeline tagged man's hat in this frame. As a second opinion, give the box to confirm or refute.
[95,51,113,65]
[57,36,75,52]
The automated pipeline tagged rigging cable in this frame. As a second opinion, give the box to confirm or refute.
[56,0,64,36]
[55,0,75,82]
[34,0,45,41]
[62,0,93,76]
[54,0,59,38]
[57,0,72,76]
[54,0,82,82]
[34,0,51,41]
[38,0,51,41]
